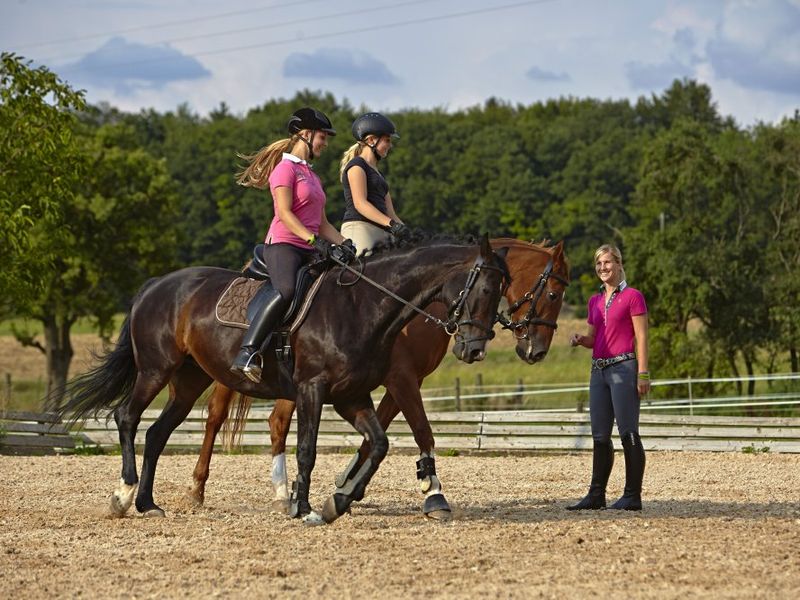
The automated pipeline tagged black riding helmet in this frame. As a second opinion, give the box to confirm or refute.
[352,112,398,161]
[352,112,399,141]
[286,107,336,136]
[287,107,335,160]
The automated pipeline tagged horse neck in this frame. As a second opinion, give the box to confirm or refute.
[502,242,552,302]
[352,244,477,339]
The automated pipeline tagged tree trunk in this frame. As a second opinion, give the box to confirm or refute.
[42,314,75,405]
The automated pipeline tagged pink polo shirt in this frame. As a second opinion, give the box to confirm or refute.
[265,154,326,248]
[587,284,647,359]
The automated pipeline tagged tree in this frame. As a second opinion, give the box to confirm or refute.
[16,122,180,399]
[626,119,768,401]
[0,53,86,314]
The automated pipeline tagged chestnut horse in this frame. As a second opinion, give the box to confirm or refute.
[189,239,569,519]
[49,235,509,524]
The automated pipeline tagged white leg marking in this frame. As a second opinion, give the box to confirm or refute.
[272,453,289,500]
[110,478,137,516]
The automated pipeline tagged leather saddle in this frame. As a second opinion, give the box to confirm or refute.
[215,244,325,330]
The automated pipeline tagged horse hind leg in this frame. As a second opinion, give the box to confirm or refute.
[110,370,172,517]
[135,362,212,517]
[322,400,389,524]
[188,383,235,506]
[268,398,296,512]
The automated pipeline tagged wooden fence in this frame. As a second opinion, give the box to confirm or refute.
[0,410,76,454]
[72,408,800,453]
[4,408,800,454]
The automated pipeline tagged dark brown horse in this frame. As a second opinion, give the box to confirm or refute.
[50,235,509,524]
[189,239,569,518]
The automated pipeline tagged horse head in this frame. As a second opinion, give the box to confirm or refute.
[498,239,570,364]
[446,234,511,364]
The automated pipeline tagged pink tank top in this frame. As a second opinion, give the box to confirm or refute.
[265,155,326,248]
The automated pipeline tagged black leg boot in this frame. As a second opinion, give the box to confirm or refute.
[609,431,645,511]
[567,439,614,510]
[230,288,285,383]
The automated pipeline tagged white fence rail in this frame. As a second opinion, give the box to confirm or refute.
[71,408,800,454]
[416,372,800,414]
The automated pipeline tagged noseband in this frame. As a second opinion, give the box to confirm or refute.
[496,258,569,339]
[445,255,510,346]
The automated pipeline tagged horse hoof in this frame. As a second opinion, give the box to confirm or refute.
[142,507,166,518]
[185,488,204,507]
[321,496,341,523]
[271,499,290,514]
[425,509,453,522]
[109,481,137,516]
[302,511,326,526]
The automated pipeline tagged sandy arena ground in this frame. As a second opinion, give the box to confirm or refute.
[1,451,799,599]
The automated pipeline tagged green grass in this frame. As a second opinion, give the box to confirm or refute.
[0,314,126,336]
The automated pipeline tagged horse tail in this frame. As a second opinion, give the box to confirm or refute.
[46,277,158,425]
[46,314,137,425]
[221,392,253,451]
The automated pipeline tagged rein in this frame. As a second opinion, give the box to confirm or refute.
[330,253,507,339]
[496,257,569,338]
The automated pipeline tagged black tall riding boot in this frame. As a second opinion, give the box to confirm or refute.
[567,439,614,510]
[609,431,645,511]
[230,288,285,383]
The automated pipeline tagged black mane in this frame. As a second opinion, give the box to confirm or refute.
[366,229,478,255]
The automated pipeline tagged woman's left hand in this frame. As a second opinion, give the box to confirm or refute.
[637,375,651,396]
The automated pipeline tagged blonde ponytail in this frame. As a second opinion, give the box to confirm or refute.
[339,141,366,179]
[236,136,297,189]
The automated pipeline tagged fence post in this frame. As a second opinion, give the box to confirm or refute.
[688,376,693,416]
[2,373,10,412]
[514,377,524,408]
[454,377,461,412]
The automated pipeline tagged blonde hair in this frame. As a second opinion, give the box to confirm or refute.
[236,133,306,189]
[339,141,367,178]
[594,244,626,281]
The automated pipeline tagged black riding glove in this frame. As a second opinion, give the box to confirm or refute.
[330,239,357,264]
[388,219,411,240]
[312,237,333,256]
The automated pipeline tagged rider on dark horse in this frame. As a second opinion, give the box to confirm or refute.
[230,107,357,383]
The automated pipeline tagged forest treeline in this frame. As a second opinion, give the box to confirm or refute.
[2,53,798,395]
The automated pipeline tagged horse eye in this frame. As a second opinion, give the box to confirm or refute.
[548,292,558,301]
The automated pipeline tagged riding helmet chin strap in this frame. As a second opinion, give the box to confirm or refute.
[364,137,382,161]
[300,131,315,159]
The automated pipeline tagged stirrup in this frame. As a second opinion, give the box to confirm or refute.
[242,352,263,383]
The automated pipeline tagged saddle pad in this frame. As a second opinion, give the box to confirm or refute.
[215,273,328,332]
[215,278,264,329]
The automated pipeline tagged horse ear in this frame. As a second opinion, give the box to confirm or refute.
[495,246,510,259]
[552,240,564,259]
[479,233,492,258]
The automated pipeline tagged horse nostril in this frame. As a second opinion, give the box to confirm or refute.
[470,348,486,362]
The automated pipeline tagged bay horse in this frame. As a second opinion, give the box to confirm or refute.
[189,239,569,518]
[49,235,509,524]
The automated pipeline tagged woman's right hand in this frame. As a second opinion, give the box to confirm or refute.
[569,333,583,348]
[388,219,411,240]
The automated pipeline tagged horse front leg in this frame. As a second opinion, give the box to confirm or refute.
[268,398,296,512]
[322,398,389,524]
[189,383,235,506]
[384,376,452,520]
[289,380,325,525]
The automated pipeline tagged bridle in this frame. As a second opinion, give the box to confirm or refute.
[496,257,569,339]
[332,252,509,346]
[443,254,509,346]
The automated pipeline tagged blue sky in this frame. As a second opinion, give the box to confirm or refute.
[2,0,799,126]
